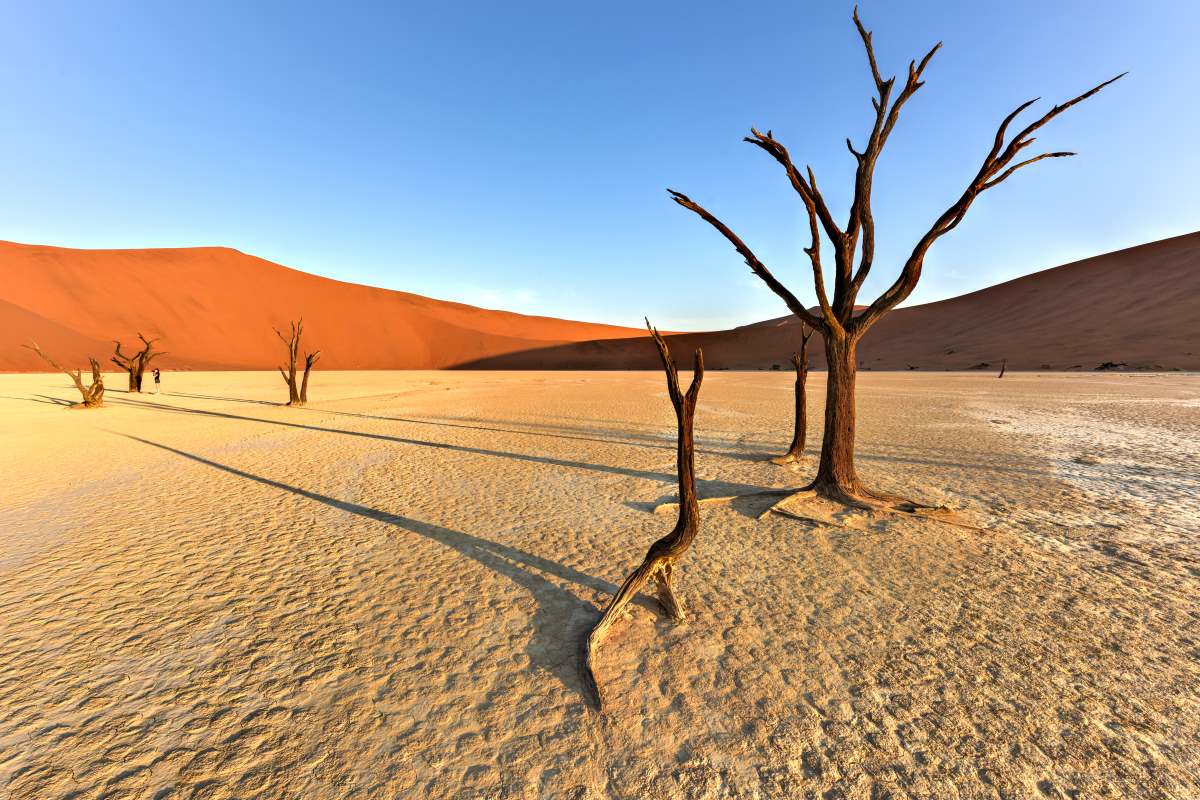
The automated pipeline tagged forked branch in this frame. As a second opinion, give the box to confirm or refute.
[667,190,826,332]
[853,72,1125,333]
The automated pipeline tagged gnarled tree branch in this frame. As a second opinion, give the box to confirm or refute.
[667,190,827,331]
[584,319,704,710]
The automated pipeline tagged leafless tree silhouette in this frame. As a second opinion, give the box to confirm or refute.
[668,7,1121,514]
[24,342,105,408]
[275,319,319,406]
[112,333,165,393]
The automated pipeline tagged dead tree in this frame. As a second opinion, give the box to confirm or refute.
[112,333,165,392]
[584,320,704,710]
[23,342,105,408]
[998,359,1007,378]
[772,323,814,465]
[668,7,1121,512]
[275,319,319,406]
[300,350,320,404]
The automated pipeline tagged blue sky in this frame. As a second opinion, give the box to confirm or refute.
[1,1,1195,330]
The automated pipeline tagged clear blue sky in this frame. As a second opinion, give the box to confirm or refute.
[1,1,1195,330]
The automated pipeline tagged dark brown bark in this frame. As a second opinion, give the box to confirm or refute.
[300,351,320,404]
[774,324,813,464]
[668,9,1120,501]
[812,331,864,499]
[584,319,703,711]
[24,342,105,408]
[275,319,308,406]
[112,334,165,393]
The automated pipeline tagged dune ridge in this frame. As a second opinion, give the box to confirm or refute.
[0,241,646,372]
[1,232,1197,372]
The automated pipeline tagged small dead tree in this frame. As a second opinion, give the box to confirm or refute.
[300,350,320,404]
[584,320,704,710]
[23,342,105,408]
[998,359,1007,378]
[772,323,814,465]
[275,319,319,406]
[112,333,165,393]
[668,7,1121,514]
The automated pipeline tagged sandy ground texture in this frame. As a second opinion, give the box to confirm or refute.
[1,370,1198,800]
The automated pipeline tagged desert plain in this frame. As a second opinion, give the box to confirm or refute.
[1,369,1198,799]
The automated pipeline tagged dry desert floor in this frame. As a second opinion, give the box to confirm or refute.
[1,370,1198,799]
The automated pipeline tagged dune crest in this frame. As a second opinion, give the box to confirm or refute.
[1,233,1197,372]
[0,241,645,371]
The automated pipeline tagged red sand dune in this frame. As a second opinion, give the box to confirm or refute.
[1,233,1197,372]
[461,232,1200,372]
[0,241,646,372]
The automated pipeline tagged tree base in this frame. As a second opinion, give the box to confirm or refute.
[654,483,983,532]
[583,558,685,711]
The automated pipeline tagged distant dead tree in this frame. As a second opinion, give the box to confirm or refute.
[275,319,320,406]
[998,359,1007,378]
[23,342,105,408]
[300,350,320,404]
[584,320,704,710]
[112,333,165,392]
[668,7,1121,511]
[772,323,814,465]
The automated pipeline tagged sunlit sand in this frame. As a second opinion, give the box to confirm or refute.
[1,370,1197,798]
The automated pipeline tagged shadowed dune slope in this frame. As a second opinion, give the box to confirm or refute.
[0,241,646,371]
[461,232,1200,371]
[1,232,1197,372]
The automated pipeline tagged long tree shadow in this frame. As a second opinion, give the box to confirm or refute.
[107,396,772,497]
[161,390,286,407]
[301,407,768,462]
[114,433,642,704]
[150,390,766,461]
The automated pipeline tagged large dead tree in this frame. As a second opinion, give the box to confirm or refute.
[669,8,1121,510]
[112,333,165,393]
[275,319,320,406]
[771,323,814,465]
[24,342,105,408]
[584,320,704,710]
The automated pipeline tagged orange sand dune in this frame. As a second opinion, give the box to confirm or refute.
[1,232,1196,372]
[462,232,1200,372]
[0,241,646,371]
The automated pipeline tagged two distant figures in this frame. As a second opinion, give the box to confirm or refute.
[153,368,162,394]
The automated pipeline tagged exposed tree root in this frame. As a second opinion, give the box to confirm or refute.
[655,483,985,532]
[652,489,793,515]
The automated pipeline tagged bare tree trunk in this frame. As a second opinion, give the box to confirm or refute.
[584,320,703,711]
[24,342,105,408]
[773,324,813,465]
[998,359,1007,378]
[300,351,320,404]
[812,331,864,500]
